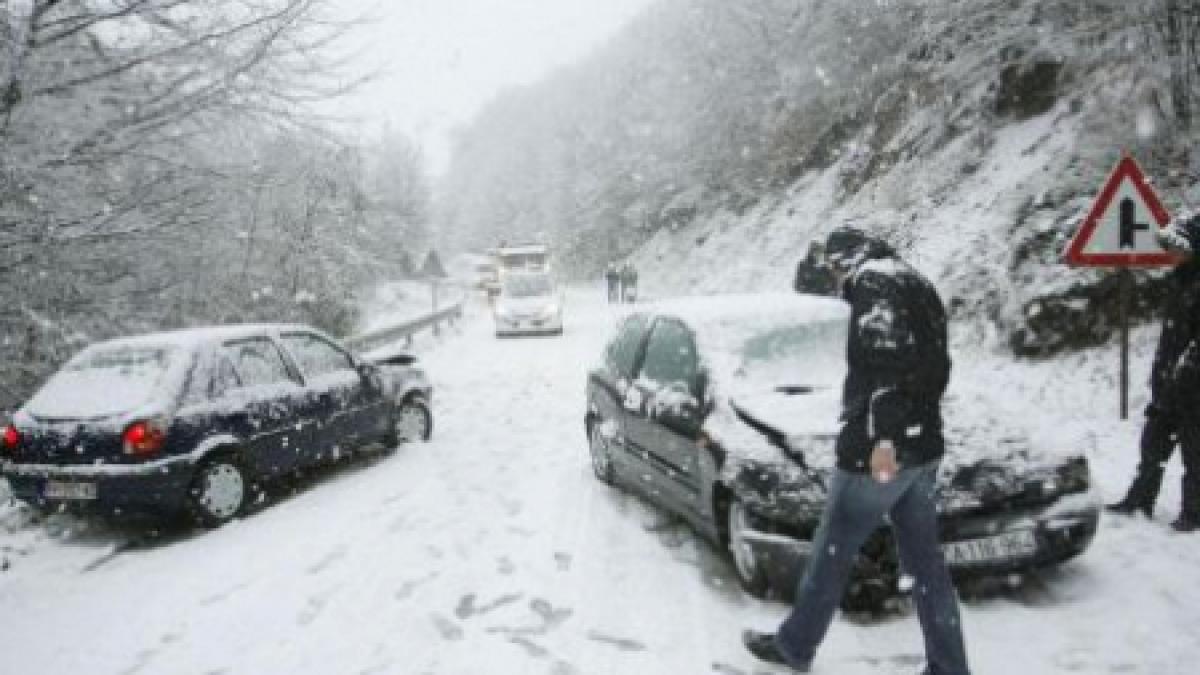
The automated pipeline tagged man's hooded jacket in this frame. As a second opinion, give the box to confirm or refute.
[824,227,951,473]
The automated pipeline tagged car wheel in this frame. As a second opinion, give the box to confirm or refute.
[588,422,615,485]
[726,498,770,598]
[394,396,433,443]
[189,456,248,527]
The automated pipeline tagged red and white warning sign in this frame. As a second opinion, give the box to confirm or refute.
[1063,155,1181,267]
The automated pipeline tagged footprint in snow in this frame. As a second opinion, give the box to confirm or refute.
[297,590,335,626]
[455,592,524,619]
[530,597,573,630]
[394,572,439,601]
[486,598,572,638]
[506,636,549,659]
[554,552,572,571]
[585,630,645,652]
[307,547,347,575]
[431,614,464,641]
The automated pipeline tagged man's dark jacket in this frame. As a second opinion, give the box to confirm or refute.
[1151,257,1200,413]
[836,255,951,473]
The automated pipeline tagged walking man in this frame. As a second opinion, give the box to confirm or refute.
[605,263,620,303]
[743,225,970,675]
[1108,212,1200,532]
[620,262,639,303]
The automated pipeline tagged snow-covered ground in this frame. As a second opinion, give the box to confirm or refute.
[2,287,1199,674]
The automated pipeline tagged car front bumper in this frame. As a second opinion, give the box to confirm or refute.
[494,314,563,336]
[740,490,1101,597]
[2,457,197,514]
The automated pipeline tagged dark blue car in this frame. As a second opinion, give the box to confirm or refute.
[1,324,432,526]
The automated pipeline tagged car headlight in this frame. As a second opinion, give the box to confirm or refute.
[541,304,560,319]
[495,307,513,320]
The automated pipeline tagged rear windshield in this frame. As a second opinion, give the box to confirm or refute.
[503,275,553,298]
[25,347,175,420]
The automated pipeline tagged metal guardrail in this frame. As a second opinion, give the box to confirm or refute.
[343,301,464,354]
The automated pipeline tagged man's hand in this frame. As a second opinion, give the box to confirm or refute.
[870,439,899,483]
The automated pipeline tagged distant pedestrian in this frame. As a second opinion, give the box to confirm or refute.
[605,263,620,303]
[1108,211,1200,532]
[620,262,638,303]
[743,225,969,675]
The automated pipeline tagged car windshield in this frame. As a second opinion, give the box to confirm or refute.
[25,346,176,420]
[503,275,553,298]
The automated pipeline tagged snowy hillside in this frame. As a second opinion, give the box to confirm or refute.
[627,102,1148,357]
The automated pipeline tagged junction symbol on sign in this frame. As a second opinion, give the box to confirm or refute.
[1063,155,1180,268]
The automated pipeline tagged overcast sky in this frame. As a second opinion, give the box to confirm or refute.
[327,0,656,172]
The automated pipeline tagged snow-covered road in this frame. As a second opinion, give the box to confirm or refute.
[2,287,1199,674]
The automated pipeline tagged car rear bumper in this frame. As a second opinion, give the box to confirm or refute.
[2,457,196,514]
[740,491,1101,595]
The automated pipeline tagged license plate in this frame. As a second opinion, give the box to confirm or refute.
[942,530,1037,565]
[44,481,97,500]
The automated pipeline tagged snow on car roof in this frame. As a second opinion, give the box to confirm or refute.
[495,243,548,255]
[84,323,319,354]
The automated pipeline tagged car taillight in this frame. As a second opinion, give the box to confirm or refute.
[123,420,166,457]
[2,424,20,455]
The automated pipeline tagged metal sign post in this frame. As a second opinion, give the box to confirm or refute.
[1063,153,1179,419]
[1119,268,1131,419]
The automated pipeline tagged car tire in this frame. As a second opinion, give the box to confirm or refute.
[188,455,248,528]
[392,396,433,443]
[726,497,770,598]
[587,422,615,485]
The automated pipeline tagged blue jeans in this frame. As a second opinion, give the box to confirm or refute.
[775,461,970,675]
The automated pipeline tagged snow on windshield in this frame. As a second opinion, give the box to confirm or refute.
[627,294,848,460]
[642,293,848,395]
[503,275,554,298]
[24,346,183,420]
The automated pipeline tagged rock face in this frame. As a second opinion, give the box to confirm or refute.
[995,61,1064,120]
[1008,274,1172,357]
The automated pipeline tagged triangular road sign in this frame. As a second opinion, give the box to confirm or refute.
[1063,155,1181,267]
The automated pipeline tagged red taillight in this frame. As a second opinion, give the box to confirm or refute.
[2,424,20,452]
[122,420,166,457]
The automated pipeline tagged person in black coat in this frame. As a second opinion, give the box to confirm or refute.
[744,225,968,675]
[1108,212,1200,532]
[604,263,620,303]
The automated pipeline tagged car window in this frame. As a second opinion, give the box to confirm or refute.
[280,333,355,379]
[24,346,175,419]
[502,275,553,298]
[604,314,650,378]
[183,353,244,404]
[224,338,296,388]
[639,318,699,385]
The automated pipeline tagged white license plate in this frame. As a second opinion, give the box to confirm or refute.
[942,530,1037,565]
[44,481,97,500]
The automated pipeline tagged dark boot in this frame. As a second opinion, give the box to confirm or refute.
[1105,497,1153,518]
[1170,514,1200,532]
[742,630,810,672]
[1174,473,1200,532]
[1107,469,1163,517]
